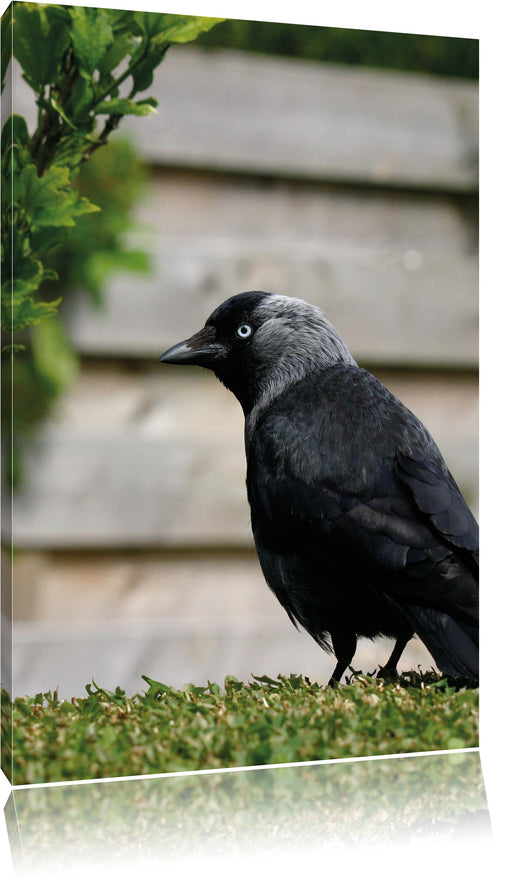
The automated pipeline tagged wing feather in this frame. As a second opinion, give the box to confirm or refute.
[395,450,478,551]
[247,366,478,621]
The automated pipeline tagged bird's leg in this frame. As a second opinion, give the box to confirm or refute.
[377,630,414,678]
[329,631,357,687]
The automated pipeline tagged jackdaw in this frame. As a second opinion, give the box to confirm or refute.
[160,291,479,683]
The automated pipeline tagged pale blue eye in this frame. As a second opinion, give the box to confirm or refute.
[236,324,252,339]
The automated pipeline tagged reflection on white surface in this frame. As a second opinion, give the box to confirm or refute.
[4,751,489,880]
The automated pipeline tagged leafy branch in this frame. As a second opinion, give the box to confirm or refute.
[1,3,223,485]
[1,3,223,343]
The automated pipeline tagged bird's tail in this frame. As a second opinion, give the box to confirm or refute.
[406,606,479,679]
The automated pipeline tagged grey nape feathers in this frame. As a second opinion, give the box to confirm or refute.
[160,291,478,684]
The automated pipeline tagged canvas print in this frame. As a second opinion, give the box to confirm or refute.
[1,2,479,786]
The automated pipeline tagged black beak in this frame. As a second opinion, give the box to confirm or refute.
[159,325,225,367]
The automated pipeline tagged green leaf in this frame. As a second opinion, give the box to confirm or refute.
[133,12,223,43]
[1,114,29,156]
[1,284,61,334]
[51,134,91,173]
[4,253,44,299]
[13,3,71,92]
[48,96,78,131]
[42,268,59,281]
[18,164,100,229]
[152,16,224,46]
[129,46,166,93]
[1,3,12,93]
[70,7,114,80]
[129,14,223,93]
[102,8,138,34]
[2,343,26,354]
[31,316,79,389]
[96,30,138,77]
[29,225,71,257]
[59,701,77,714]
[142,675,170,692]
[95,97,157,117]
[132,12,176,40]
[68,75,95,121]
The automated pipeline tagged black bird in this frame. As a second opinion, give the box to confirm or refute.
[160,291,479,684]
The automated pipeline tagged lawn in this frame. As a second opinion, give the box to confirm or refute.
[2,670,478,785]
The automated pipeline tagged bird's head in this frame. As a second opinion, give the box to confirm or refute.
[159,291,356,414]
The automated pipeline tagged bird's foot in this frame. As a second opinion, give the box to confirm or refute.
[376,665,399,680]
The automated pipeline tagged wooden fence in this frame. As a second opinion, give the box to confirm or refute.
[8,47,478,695]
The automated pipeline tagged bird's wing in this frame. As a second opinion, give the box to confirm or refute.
[250,442,442,569]
[248,412,478,617]
[394,449,478,555]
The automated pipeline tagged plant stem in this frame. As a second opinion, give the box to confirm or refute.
[87,44,147,112]
[28,87,50,161]
[81,114,122,163]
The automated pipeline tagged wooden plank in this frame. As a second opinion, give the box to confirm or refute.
[9,367,478,549]
[12,432,251,549]
[125,48,479,191]
[11,551,437,695]
[12,618,435,698]
[11,49,478,190]
[63,172,478,367]
[12,550,272,624]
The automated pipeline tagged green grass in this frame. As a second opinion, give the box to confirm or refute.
[2,671,478,785]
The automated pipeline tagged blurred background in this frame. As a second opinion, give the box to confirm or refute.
[4,17,478,699]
